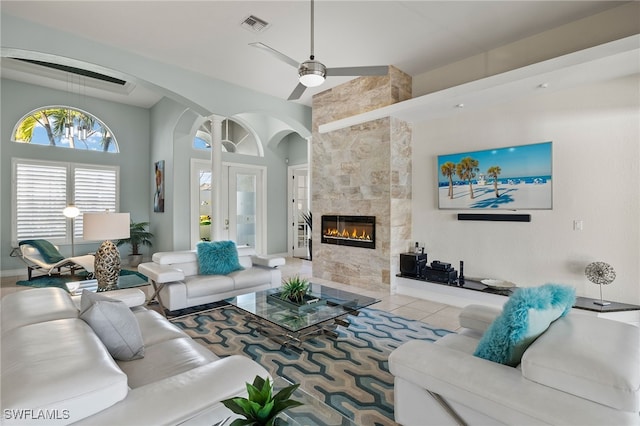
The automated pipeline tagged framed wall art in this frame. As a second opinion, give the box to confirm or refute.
[437,141,552,210]
[154,160,165,213]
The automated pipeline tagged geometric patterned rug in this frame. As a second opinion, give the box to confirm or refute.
[172,306,452,426]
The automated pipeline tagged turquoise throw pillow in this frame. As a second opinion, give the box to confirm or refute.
[474,283,575,367]
[197,240,244,275]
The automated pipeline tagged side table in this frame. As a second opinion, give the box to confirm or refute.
[572,296,640,326]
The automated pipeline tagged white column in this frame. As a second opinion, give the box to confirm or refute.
[306,136,312,212]
[210,115,224,241]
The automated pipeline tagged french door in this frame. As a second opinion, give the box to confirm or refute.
[191,160,265,252]
[288,166,310,258]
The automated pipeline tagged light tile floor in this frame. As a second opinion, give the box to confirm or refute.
[279,257,462,331]
[1,257,462,331]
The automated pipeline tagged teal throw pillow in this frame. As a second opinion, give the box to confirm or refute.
[474,283,575,367]
[197,240,244,275]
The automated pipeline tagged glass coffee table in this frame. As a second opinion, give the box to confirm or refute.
[273,376,357,425]
[228,284,379,347]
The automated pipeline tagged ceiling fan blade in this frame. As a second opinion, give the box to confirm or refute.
[249,42,299,69]
[287,83,307,101]
[326,65,389,77]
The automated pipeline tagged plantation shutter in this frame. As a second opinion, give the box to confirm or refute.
[74,167,118,239]
[15,162,68,241]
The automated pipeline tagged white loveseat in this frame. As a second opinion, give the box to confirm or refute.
[138,246,284,313]
[1,287,269,425]
[389,304,640,426]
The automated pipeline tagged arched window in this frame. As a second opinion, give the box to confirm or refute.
[193,118,262,157]
[12,106,119,153]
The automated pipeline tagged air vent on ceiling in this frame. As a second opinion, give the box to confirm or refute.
[13,58,127,86]
[241,15,270,33]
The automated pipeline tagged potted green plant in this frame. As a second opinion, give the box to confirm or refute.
[116,221,153,267]
[280,275,310,303]
[221,375,303,426]
[300,211,312,260]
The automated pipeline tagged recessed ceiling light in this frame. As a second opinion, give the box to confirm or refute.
[455,103,465,109]
[538,83,549,89]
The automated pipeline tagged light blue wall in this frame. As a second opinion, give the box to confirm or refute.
[280,133,309,166]
[154,96,308,254]
[1,79,151,272]
[1,11,311,272]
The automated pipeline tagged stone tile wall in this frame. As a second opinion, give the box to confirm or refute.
[311,66,412,291]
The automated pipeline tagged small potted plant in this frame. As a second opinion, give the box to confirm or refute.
[280,275,310,304]
[221,375,303,426]
[116,221,153,267]
[269,275,326,312]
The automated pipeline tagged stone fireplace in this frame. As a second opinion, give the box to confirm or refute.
[311,66,412,290]
[321,215,376,250]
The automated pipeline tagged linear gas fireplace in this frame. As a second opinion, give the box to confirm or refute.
[321,215,376,249]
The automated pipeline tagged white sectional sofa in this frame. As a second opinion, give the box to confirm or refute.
[1,287,269,425]
[138,246,284,313]
[390,304,640,426]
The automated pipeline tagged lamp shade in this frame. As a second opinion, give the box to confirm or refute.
[83,212,130,241]
[63,205,80,218]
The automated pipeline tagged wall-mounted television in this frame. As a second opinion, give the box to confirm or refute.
[437,141,552,210]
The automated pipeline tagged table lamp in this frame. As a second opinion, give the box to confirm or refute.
[83,212,130,291]
[62,204,80,256]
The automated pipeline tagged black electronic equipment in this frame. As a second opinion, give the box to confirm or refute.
[400,253,427,278]
[430,260,452,271]
[423,267,458,284]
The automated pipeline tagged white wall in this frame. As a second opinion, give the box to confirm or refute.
[412,74,639,305]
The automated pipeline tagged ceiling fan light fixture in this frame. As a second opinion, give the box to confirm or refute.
[298,60,326,87]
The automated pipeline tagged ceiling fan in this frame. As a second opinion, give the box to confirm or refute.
[250,0,389,101]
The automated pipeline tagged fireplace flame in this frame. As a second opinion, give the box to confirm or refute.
[324,227,372,241]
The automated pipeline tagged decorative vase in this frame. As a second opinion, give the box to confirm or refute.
[95,240,121,292]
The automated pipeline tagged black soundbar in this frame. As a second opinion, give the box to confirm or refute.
[457,213,531,222]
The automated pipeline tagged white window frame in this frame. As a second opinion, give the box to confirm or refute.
[12,158,120,246]
[12,105,119,153]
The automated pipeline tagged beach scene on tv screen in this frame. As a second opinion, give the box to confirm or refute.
[437,142,552,210]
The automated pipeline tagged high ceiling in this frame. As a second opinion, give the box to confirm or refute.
[0,1,629,107]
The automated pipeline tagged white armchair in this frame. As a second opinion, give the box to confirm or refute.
[389,304,640,425]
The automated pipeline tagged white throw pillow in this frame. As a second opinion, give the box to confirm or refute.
[79,290,145,361]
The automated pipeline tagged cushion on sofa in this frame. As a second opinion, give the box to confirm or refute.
[117,336,219,388]
[197,240,244,275]
[133,309,189,346]
[185,274,235,298]
[1,318,128,423]
[1,287,78,333]
[152,250,197,265]
[474,283,575,366]
[522,314,640,412]
[229,267,274,290]
[80,290,145,361]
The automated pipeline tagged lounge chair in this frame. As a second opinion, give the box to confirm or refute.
[18,239,95,280]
